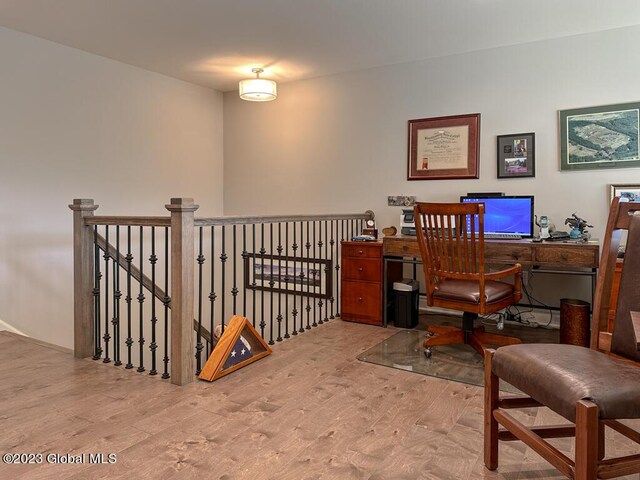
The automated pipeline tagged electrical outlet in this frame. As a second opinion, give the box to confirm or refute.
[388,196,416,207]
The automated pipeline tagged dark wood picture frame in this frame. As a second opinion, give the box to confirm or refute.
[497,132,536,178]
[244,253,332,299]
[407,113,480,180]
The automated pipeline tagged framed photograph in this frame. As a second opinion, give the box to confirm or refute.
[244,253,332,299]
[497,132,535,178]
[560,101,640,171]
[610,183,640,203]
[407,113,480,180]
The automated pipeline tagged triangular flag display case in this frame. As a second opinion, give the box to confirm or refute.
[198,315,272,382]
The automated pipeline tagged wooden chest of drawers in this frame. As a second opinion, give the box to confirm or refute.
[341,241,401,325]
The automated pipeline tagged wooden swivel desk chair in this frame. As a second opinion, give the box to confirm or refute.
[413,202,523,358]
[484,197,640,480]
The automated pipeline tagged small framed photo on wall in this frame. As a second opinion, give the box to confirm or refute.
[610,183,640,203]
[497,132,535,179]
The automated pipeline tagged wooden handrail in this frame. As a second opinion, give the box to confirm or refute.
[194,210,374,226]
[86,216,171,227]
[86,212,373,228]
[94,233,212,345]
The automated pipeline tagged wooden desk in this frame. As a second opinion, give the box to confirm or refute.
[381,235,600,327]
[383,235,599,269]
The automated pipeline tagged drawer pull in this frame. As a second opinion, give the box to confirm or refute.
[358,267,364,272]
[358,250,364,255]
[561,253,569,260]
[402,245,409,252]
[357,297,363,302]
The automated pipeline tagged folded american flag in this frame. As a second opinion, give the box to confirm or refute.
[222,335,253,369]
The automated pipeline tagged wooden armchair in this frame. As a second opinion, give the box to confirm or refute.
[484,197,640,480]
[413,202,523,358]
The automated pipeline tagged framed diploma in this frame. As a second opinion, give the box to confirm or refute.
[407,113,480,180]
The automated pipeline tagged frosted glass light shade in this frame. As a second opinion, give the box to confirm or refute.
[239,78,277,102]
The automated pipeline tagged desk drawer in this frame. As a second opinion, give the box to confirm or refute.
[342,244,381,259]
[383,236,421,257]
[341,281,382,323]
[535,245,598,268]
[484,244,532,264]
[342,258,381,282]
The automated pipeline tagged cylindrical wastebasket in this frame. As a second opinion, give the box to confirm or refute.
[393,279,419,329]
[560,298,590,347]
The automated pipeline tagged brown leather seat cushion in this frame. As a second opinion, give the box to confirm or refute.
[433,279,513,304]
[493,344,640,421]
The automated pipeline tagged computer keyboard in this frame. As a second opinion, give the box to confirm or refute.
[483,233,523,240]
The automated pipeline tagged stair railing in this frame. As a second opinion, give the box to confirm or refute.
[70,197,373,385]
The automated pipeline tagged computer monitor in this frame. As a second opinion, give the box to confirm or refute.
[459,195,534,238]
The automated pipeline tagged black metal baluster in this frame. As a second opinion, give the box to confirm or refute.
[268,223,275,345]
[137,226,145,373]
[329,220,335,319]
[312,221,318,327]
[113,225,122,366]
[317,221,323,325]
[125,226,133,369]
[103,226,111,363]
[232,225,238,315]
[284,223,290,339]
[299,222,304,333]
[305,221,311,330]
[276,222,283,342]
[149,226,158,375]
[260,224,266,338]
[195,226,204,375]
[209,225,216,356]
[291,222,298,335]
[242,225,247,318]
[337,220,344,317]
[324,220,329,322]
[162,226,170,379]
[93,226,102,360]
[252,224,257,329]
[220,226,227,333]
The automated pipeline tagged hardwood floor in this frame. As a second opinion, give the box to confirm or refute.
[1,321,638,480]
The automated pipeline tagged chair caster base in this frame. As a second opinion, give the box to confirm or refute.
[424,348,433,359]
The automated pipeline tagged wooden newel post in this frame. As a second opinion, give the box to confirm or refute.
[166,197,199,385]
[69,198,99,358]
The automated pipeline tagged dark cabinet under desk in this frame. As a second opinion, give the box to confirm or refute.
[340,241,402,326]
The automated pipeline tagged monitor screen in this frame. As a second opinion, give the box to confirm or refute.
[459,195,534,238]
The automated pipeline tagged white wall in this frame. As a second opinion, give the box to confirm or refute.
[223,25,640,308]
[223,25,640,234]
[0,28,224,348]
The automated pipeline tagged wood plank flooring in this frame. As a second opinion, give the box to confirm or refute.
[1,321,639,480]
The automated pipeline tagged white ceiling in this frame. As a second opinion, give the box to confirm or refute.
[2,0,640,92]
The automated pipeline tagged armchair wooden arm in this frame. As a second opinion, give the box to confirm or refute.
[484,263,522,280]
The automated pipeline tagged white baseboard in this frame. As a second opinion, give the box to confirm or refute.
[0,318,28,336]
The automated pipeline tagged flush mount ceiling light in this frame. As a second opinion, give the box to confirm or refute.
[239,68,277,102]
